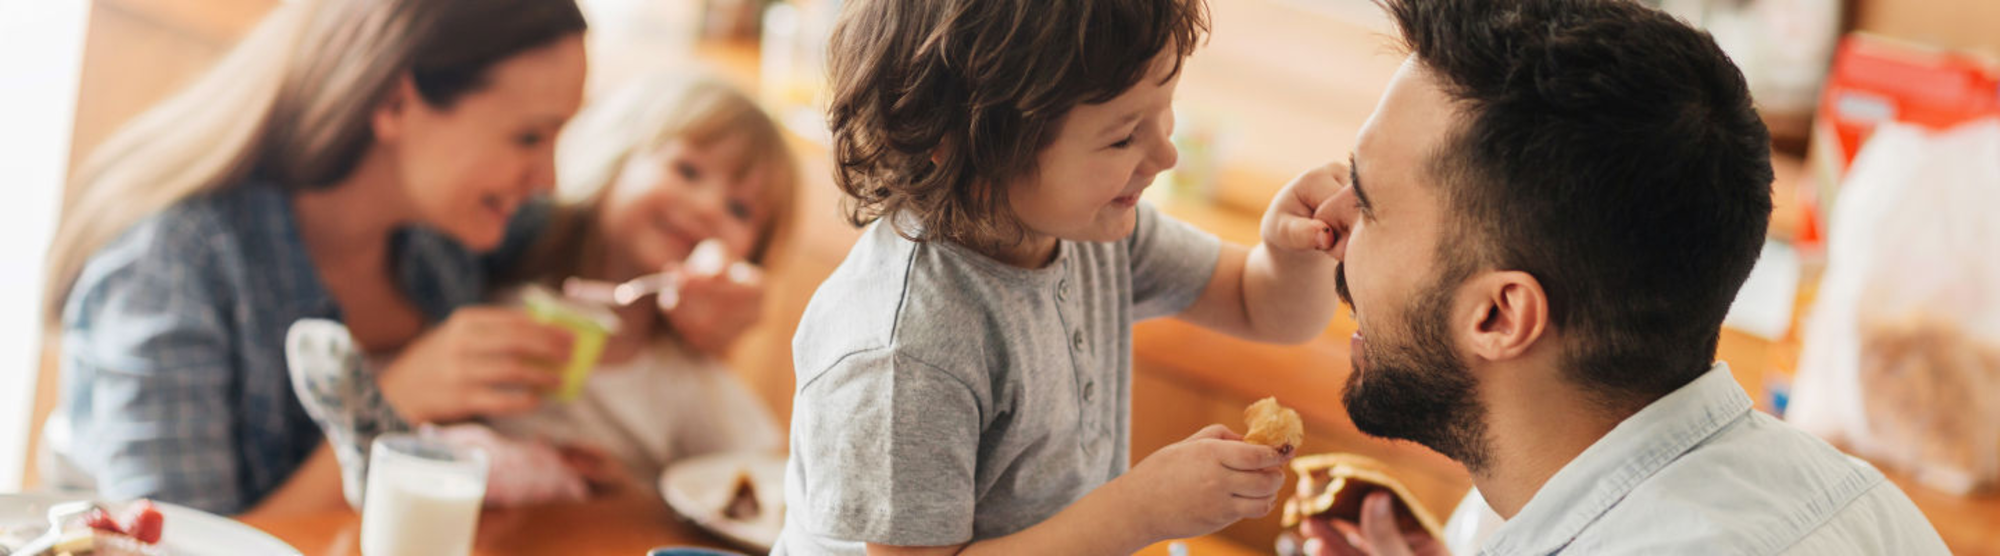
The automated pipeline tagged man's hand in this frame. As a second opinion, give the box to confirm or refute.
[1301,492,1451,556]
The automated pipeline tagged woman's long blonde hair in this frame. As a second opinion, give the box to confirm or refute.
[506,71,801,287]
[42,0,586,325]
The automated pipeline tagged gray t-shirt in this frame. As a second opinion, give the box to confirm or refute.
[775,202,1221,553]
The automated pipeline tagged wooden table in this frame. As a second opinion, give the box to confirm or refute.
[240,492,1264,556]
[242,493,718,556]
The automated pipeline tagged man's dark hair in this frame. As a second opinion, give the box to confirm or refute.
[1382,0,1774,410]
[825,0,1209,252]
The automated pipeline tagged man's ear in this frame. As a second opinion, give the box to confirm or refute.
[1457,270,1549,363]
[371,76,419,143]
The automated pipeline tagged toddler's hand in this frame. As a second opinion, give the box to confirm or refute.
[1261,161,1356,256]
[433,424,589,507]
[660,239,767,357]
[1113,424,1291,543]
[558,443,632,494]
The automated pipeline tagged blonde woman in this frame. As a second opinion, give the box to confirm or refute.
[42,0,589,517]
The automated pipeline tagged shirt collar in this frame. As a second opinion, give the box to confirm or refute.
[1479,362,1753,555]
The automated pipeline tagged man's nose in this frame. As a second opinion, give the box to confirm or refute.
[1315,184,1360,261]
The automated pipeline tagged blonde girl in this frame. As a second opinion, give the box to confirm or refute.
[336,71,802,505]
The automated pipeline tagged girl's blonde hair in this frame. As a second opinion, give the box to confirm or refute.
[508,72,801,285]
[42,0,586,325]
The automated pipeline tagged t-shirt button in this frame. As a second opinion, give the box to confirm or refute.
[1071,330,1085,349]
[1083,380,1096,402]
[1058,281,1070,300]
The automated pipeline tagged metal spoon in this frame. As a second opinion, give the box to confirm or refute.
[560,238,739,310]
[563,271,682,309]
[3,500,100,556]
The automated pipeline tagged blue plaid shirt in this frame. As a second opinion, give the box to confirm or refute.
[48,182,545,514]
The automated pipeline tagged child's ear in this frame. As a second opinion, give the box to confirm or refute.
[929,136,953,165]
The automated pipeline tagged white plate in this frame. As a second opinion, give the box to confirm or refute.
[658,452,785,553]
[0,493,301,556]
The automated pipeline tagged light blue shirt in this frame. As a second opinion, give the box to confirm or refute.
[1469,363,1948,555]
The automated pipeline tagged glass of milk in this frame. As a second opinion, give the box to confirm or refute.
[361,432,489,556]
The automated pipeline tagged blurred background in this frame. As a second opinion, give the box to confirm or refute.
[2,0,1996,553]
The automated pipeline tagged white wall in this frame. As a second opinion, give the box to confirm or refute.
[0,0,89,489]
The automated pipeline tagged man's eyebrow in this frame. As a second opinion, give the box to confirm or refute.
[1349,153,1372,211]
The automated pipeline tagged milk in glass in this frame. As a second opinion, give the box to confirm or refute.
[361,433,488,556]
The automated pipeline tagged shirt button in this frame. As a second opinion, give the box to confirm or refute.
[1072,330,1085,349]
[1083,381,1096,402]
[1058,281,1070,301]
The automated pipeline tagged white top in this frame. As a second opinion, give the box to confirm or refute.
[488,339,783,491]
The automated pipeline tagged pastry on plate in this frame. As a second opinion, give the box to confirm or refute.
[1282,453,1444,542]
[51,500,167,556]
[722,471,761,521]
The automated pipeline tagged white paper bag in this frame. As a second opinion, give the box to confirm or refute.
[1788,119,2000,495]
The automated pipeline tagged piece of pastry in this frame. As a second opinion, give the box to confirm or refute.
[70,500,167,556]
[1282,453,1444,542]
[1243,397,1305,455]
[722,470,761,521]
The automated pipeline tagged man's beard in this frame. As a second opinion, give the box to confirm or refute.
[1337,265,1493,472]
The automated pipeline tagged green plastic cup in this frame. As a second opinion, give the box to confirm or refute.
[521,286,618,403]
